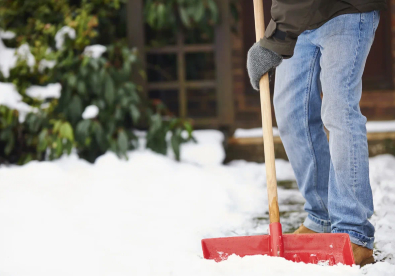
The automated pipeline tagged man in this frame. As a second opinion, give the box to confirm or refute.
[247,0,386,266]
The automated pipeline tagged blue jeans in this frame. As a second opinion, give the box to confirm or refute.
[274,11,380,249]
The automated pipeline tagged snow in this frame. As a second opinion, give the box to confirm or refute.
[369,154,395,265]
[234,127,280,138]
[38,59,56,73]
[134,129,226,166]
[178,130,226,166]
[0,82,34,122]
[0,30,15,40]
[366,120,395,133]
[26,83,61,100]
[0,130,394,276]
[55,26,76,49]
[0,38,17,78]
[0,82,62,121]
[82,105,99,119]
[0,36,61,119]
[16,44,35,68]
[0,40,34,78]
[1,29,54,74]
[83,45,107,58]
[234,121,395,138]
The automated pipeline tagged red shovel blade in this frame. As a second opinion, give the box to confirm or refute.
[202,233,354,265]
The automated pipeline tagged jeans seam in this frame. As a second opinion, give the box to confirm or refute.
[345,15,363,194]
[309,214,331,225]
[304,47,328,215]
[305,214,331,233]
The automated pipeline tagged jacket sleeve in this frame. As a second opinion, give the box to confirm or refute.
[260,0,319,58]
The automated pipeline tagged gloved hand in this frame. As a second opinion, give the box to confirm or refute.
[247,42,283,91]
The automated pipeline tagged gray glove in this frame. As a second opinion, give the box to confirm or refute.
[247,42,283,91]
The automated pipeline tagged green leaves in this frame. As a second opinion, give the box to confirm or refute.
[37,129,49,152]
[129,104,141,124]
[179,7,191,28]
[156,3,167,27]
[36,120,75,159]
[4,134,15,156]
[68,95,83,123]
[77,80,86,95]
[117,130,129,156]
[193,1,205,23]
[169,119,194,161]
[207,0,219,23]
[76,120,91,140]
[146,113,168,155]
[144,0,220,31]
[170,127,182,161]
[59,122,74,141]
[146,114,194,161]
[68,74,77,88]
[104,75,115,106]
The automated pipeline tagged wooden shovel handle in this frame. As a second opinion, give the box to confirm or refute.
[253,0,280,224]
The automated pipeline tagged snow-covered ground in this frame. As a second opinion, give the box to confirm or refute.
[0,130,394,276]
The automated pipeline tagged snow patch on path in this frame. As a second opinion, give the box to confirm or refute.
[234,127,280,138]
[234,120,395,139]
[366,120,395,133]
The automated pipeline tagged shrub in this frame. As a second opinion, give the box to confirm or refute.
[144,0,219,31]
[0,0,193,165]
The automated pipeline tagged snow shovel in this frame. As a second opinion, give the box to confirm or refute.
[201,0,355,266]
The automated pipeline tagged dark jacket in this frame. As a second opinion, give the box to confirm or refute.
[260,0,387,58]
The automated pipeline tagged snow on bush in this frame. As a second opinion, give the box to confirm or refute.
[0,82,35,122]
[82,105,99,119]
[0,38,17,78]
[25,83,62,100]
[0,40,36,78]
[0,33,53,76]
[0,30,16,39]
[16,44,35,68]
[83,45,107,58]
[55,26,76,49]
[38,59,56,73]
[0,82,62,121]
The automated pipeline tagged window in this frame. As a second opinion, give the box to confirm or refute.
[128,0,234,129]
